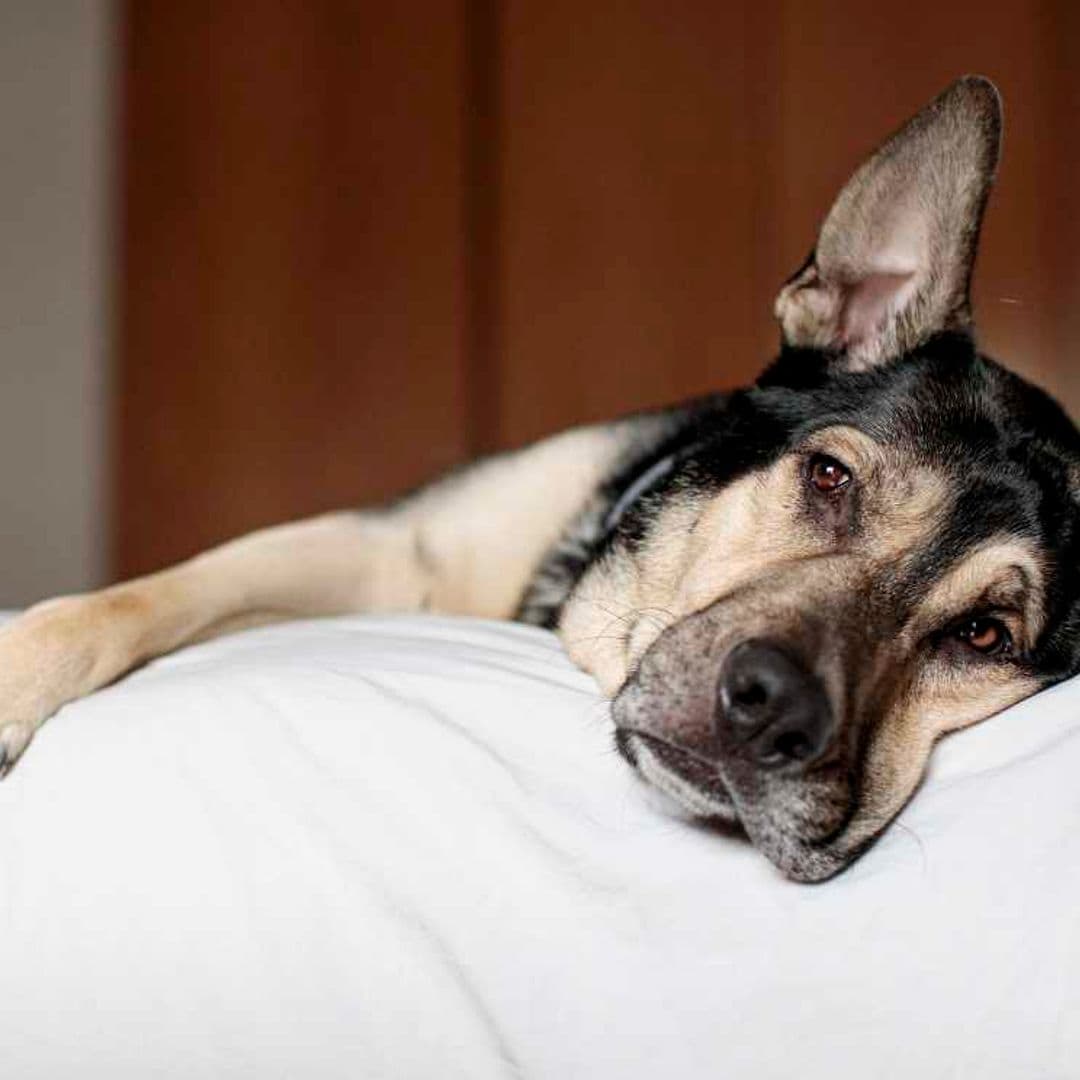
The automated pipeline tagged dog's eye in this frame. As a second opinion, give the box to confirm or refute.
[954,616,1012,656]
[807,454,852,494]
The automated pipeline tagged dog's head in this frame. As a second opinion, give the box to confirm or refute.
[564,77,1080,881]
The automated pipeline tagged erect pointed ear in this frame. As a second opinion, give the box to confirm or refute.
[774,76,1002,371]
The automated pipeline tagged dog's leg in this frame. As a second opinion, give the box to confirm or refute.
[0,424,624,774]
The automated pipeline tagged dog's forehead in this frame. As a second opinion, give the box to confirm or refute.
[757,348,1077,516]
[760,337,1076,454]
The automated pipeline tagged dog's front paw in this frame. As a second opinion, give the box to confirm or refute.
[0,595,107,779]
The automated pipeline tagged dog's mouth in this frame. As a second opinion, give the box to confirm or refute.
[615,728,738,821]
[614,722,862,882]
[608,596,890,882]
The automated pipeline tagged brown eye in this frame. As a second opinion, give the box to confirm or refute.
[808,454,852,494]
[955,616,1011,656]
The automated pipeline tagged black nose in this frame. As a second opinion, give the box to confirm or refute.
[717,640,835,769]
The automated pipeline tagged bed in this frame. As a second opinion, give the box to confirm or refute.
[1,614,1076,1078]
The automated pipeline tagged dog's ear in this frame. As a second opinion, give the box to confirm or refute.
[774,76,1002,371]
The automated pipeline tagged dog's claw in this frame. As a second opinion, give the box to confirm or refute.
[0,723,35,779]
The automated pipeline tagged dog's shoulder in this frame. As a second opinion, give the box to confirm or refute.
[514,392,736,629]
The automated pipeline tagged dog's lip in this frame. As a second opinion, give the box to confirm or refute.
[615,725,859,873]
[615,726,735,808]
[621,727,715,767]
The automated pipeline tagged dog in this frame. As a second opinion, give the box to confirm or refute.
[0,76,1076,882]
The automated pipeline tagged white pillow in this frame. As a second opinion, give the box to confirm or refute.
[0,615,1076,1078]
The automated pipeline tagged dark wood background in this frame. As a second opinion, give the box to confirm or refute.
[115,1,1080,578]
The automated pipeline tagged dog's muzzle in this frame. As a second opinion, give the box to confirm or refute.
[613,609,862,881]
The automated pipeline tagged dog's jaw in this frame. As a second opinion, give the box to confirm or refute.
[615,726,860,883]
[616,729,738,822]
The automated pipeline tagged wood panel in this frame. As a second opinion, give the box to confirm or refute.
[1042,0,1080,413]
[116,1,469,577]
[495,0,777,448]
[494,0,1076,444]
[115,1,1080,577]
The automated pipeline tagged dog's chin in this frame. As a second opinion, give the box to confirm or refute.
[615,729,856,883]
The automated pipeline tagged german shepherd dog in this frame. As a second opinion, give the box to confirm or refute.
[1,77,1076,882]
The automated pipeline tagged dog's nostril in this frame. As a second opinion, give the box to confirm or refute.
[733,682,768,709]
[717,639,835,770]
[771,729,814,762]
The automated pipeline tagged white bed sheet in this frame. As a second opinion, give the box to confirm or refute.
[0,615,1076,1079]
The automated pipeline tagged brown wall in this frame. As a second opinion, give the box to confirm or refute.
[116,0,1080,577]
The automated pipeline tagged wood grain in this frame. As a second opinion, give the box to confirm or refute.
[495,0,777,447]
[115,1,1080,577]
[116,1,469,576]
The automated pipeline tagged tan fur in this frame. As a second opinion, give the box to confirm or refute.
[862,537,1042,808]
[567,422,1044,877]
[0,423,624,768]
[912,539,1045,650]
[562,425,950,695]
[851,664,1038,851]
[842,539,1044,848]
[407,425,624,617]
